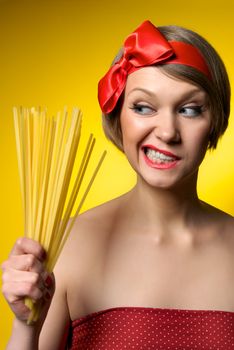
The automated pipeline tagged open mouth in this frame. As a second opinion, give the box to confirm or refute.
[142,145,180,165]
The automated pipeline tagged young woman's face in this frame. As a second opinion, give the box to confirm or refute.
[120,67,212,189]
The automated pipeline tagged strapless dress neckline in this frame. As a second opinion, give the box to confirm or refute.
[72,305,234,324]
[68,306,234,349]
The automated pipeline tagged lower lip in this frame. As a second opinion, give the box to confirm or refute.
[143,153,180,170]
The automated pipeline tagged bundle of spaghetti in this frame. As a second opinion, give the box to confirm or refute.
[13,107,106,324]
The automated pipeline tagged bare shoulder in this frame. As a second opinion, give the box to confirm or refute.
[74,195,123,231]
[201,200,234,241]
[51,194,127,320]
[55,194,126,277]
[72,193,127,239]
[201,200,233,219]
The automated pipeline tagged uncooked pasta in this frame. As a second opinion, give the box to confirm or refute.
[13,107,106,324]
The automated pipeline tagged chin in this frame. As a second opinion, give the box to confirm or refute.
[138,168,198,191]
[139,174,180,190]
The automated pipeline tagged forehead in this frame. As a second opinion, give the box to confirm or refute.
[124,66,205,98]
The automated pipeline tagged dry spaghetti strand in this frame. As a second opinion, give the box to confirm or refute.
[13,107,106,324]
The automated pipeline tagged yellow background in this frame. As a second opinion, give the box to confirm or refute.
[0,0,234,347]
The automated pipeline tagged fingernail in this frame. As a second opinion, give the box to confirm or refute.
[44,275,53,288]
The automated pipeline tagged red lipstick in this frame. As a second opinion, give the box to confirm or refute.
[141,144,181,170]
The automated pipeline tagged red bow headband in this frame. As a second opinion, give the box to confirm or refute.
[98,20,211,114]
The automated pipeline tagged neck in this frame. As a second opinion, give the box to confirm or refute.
[124,173,204,242]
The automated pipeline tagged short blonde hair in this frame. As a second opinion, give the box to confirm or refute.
[102,25,230,150]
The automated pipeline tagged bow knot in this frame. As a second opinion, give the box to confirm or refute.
[98,20,210,114]
[118,56,133,73]
[98,21,174,114]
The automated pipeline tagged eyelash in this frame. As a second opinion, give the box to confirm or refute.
[179,106,204,118]
[130,103,154,115]
[130,103,204,118]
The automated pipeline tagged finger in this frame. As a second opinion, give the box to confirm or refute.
[2,281,43,303]
[10,237,46,261]
[2,254,44,273]
[2,269,43,287]
[2,268,55,293]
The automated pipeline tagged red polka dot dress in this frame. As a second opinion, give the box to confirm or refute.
[68,307,234,349]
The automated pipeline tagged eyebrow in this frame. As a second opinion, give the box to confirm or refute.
[127,87,205,99]
[127,88,156,97]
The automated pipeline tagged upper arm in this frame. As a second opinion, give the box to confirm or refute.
[38,223,79,350]
[38,262,70,350]
[38,216,91,350]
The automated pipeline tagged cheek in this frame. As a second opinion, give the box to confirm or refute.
[195,122,211,146]
[186,116,211,141]
[120,113,143,149]
[120,117,131,150]
[121,127,138,156]
[183,122,211,160]
[120,117,149,171]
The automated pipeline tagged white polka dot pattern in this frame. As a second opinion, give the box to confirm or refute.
[69,306,234,349]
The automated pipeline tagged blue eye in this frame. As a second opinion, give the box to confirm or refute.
[179,106,203,118]
[131,104,153,115]
[130,103,154,115]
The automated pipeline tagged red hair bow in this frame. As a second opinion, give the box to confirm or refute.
[98,20,210,114]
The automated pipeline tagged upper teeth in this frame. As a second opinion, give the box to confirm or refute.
[146,148,175,161]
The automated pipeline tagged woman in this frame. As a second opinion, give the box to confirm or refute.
[2,20,234,349]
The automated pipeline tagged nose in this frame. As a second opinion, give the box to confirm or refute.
[153,110,181,144]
